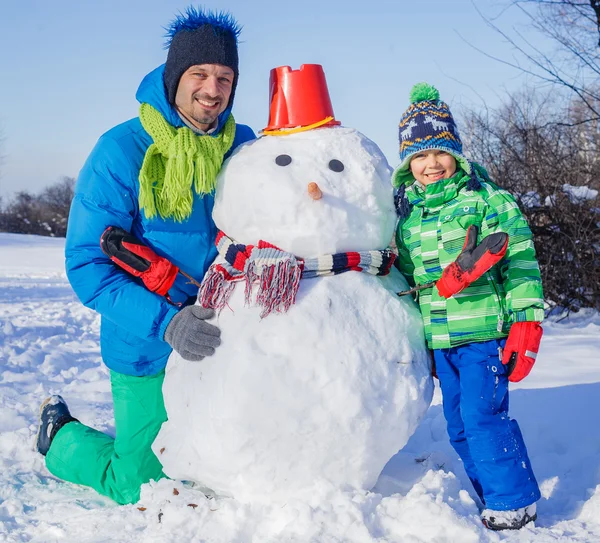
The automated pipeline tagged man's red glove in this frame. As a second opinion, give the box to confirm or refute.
[502,321,543,382]
[100,226,179,296]
[436,225,509,299]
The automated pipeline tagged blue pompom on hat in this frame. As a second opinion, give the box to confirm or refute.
[393,83,471,188]
[163,6,242,107]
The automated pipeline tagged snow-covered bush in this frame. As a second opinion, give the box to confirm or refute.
[0,177,74,237]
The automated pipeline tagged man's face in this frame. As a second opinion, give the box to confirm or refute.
[174,64,234,131]
[409,149,457,185]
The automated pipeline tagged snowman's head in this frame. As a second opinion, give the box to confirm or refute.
[212,126,396,258]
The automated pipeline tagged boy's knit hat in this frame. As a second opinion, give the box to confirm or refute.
[163,6,241,107]
[394,83,470,188]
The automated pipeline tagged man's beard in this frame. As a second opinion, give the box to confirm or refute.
[192,112,218,127]
[191,93,224,128]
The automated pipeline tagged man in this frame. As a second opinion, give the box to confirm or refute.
[34,7,255,505]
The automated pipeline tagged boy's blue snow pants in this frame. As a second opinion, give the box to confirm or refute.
[434,338,540,511]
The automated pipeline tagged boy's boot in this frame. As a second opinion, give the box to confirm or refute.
[35,395,78,456]
[481,503,537,531]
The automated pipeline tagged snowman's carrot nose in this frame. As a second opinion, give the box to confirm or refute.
[308,182,322,200]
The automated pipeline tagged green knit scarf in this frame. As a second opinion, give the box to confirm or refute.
[138,103,236,222]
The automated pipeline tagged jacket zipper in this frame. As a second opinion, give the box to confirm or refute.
[488,270,507,333]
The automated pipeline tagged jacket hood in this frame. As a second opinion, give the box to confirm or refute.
[135,64,233,134]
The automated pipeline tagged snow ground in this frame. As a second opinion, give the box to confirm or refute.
[1,232,599,543]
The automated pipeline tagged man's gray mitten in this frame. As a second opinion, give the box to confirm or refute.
[164,306,221,361]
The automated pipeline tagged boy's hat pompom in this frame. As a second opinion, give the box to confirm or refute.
[163,6,241,106]
[393,82,469,188]
[409,82,440,104]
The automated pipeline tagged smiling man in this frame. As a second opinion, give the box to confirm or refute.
[174,64,235,130]
[34,7,254,505]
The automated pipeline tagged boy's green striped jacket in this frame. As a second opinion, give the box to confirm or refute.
[394,166,545,350]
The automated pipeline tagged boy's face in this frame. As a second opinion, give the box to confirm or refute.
[409,150,457,185]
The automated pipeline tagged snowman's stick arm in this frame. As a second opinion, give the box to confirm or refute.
[396,282,436,298]
[179,269,202,288]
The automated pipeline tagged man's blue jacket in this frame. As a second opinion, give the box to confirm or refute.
[65,65,255,377]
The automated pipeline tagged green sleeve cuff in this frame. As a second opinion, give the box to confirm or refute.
[513,307,545,323]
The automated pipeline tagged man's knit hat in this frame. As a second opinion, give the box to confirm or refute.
[394,83,470,188]
[163,6,241,107]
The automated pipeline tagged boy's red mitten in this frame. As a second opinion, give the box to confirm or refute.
[436,225,509,298]
[501,321,543,382]
[100,226,179,296]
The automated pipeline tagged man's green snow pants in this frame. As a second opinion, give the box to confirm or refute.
[45,370,167,505]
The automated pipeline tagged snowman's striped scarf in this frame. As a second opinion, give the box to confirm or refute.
[198,231,396,318]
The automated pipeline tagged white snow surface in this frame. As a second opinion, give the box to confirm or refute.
[156,127,432,502]
[2,234,600,542]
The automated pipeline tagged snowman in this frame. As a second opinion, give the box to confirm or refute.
[153,65,433,503]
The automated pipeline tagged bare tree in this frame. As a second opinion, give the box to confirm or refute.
[461,1,600,311]
[472,0,600,122]
[0,177,75,237]
[0,125,4,183]
[40,176,75,223]
[463,87,600,312]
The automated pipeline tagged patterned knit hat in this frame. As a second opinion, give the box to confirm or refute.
[163,7,241,107]
[393,83,470,188]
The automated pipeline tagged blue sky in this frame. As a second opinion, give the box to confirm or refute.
[0,0,546,197]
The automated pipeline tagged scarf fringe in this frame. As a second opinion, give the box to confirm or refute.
[198,260,302,318]
[194,152,219,195]
[251,260,302,318]
[160,142,195,221]
[198,264,238,311]
[138,144,163,220]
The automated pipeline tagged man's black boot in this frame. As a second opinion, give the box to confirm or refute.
[35,395,78,456]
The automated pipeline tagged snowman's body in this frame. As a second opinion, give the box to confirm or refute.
[153,127,432,503]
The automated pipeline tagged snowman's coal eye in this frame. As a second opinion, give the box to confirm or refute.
[275,154,292,167]
[328,159,344,172]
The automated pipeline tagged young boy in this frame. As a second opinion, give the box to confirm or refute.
[394,83,544,531]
